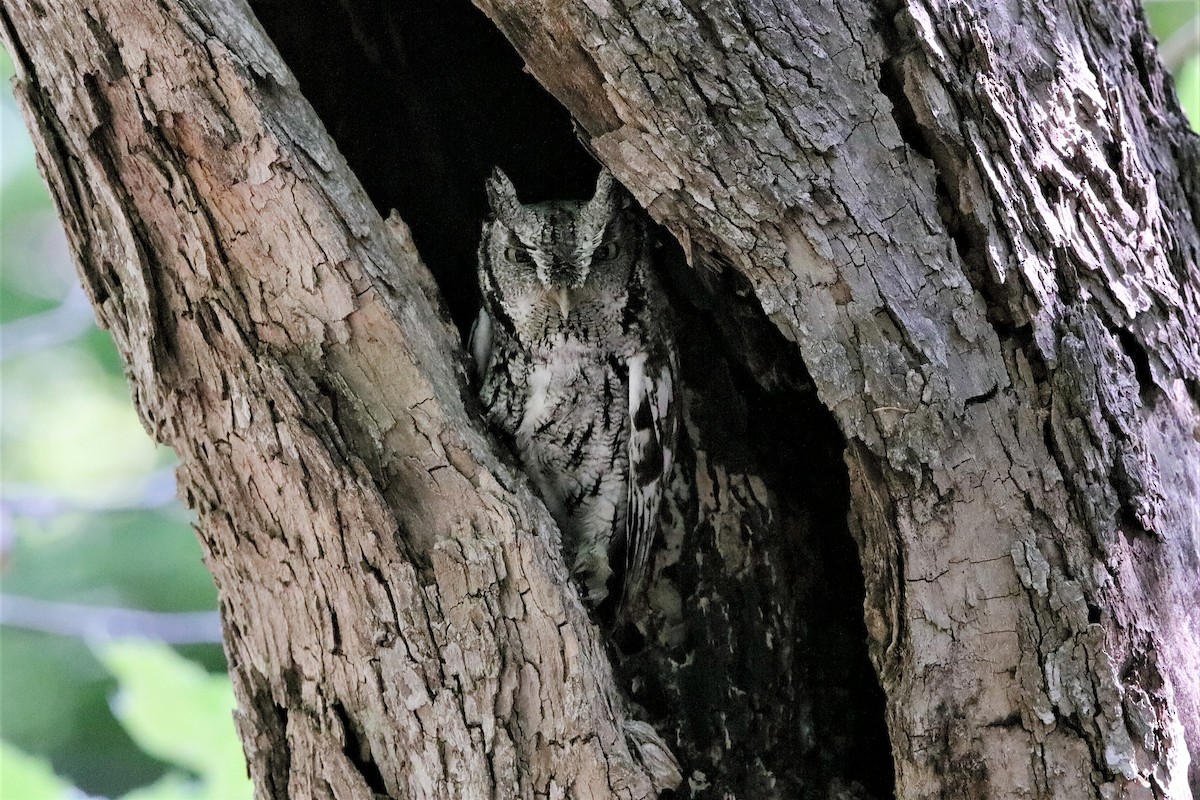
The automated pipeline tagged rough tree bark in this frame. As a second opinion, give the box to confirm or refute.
[0,2,679,797]
[3,1,1198,800]
[473,0,1200,797]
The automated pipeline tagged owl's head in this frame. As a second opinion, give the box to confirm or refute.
[479,168,641,330]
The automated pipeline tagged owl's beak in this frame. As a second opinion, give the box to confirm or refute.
[553,287,572,320]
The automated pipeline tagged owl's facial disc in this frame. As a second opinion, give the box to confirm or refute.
[488,177,628,326]
[494,230,576,320]
[538,234,626,319]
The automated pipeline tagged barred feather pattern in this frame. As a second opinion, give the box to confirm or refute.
[470,168,678,608]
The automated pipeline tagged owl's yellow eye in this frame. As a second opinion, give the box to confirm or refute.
[505,246,532,264]
[593,242,621,261]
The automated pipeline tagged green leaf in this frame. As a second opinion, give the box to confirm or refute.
[99,641,253,800]
[0,740,76,800]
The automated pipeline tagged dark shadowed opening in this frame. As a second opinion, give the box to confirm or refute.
[248,0,893,796]
[248,0,599,331]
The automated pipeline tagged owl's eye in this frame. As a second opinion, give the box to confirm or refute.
[593,242,621,262]
[505,246,532,264]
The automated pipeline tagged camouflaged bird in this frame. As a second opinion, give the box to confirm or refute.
[470,168,678,608]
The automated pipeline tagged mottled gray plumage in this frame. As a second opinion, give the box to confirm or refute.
[470,168,678,608]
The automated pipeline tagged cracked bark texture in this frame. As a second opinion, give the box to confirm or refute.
[0,1,681,798]
[470,0,1200,797]
[4,0,1200,797]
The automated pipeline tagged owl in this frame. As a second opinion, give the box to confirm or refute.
[470,167,678,609]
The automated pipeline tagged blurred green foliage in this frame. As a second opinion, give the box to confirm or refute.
[0,6,1196,799]
[1146,1,1200,130]
[101,641,254,800]
[1,42,239,799]
[1,642,253,800]
[0,741,73,799]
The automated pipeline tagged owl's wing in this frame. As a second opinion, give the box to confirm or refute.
[623,346,678,609]
[468,306,494,380]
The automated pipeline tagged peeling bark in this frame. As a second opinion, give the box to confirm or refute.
[4,0,1199,797]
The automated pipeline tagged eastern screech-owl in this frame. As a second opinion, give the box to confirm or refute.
[470,168,678,608]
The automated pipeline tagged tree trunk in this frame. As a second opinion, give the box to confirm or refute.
[3,1,1198,800]
[471,0,1200,796]
[0,2,677,797]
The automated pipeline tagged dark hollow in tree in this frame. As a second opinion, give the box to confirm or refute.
[5,0,1198,796]
[249,0,895,795]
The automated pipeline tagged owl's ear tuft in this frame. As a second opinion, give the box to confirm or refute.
[486,168,521,216]
[590,168,629,212]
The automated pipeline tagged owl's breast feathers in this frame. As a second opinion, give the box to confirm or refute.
[471,292,676,607]
[471,167,676,608]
